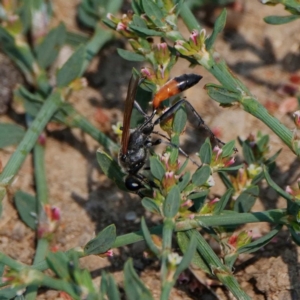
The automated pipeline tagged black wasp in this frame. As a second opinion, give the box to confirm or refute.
[119,73,222,193]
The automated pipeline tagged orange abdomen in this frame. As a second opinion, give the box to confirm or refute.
[152,74,202,109]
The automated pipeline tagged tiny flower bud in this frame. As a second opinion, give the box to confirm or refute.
[162,171,177,190]
[38,133,47,146]
[213,145,223,161]
[174,40,195,56]
[168,253,182,266]
[99,249,113,258]
[106,13,120,24]
[51,206,61,221]
[224,156,235,167]
[236,230,252,248]
[141,67,155,81]
[206,175,215,187]
[153,42,170,65]
[293,110,300,128]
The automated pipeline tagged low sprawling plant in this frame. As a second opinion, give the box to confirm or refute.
[0,0,299,299]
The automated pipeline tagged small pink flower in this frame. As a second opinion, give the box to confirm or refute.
[293,110,300,128]
[116,22,127,31]
[286,185,294,195]
[51,207,61,221]
[38,133,46,146]
[190,30,199,46]
[224,156,235,167]
[181,199,193,207]
[105,249,113,257]
[213,145,223,160]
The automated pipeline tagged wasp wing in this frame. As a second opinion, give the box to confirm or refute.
[121,75,140,154]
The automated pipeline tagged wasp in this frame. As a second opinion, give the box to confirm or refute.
[119,73,222,193]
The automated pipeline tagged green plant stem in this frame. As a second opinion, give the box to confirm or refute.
[185,230,251,300]
[82,26,114,73]
[160,218,175,300]
[0,252,24,271]
[179,4,295,153]
[1,209,286,276]
[179,2,202,32]
[208,61,294,151]
[113,209,285,248]
[240,96,293,150]
[161,218,174,281]
[25,239,49,300]
[34,142,48,205]
[160,282,173,300]
[0,92,62,203]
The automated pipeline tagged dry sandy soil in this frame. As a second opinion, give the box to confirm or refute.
[1,0,300,299]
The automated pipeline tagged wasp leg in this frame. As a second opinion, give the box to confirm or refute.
[153,98,224,148]
[133,100,148,118]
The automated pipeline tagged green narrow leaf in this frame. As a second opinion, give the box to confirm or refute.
[100,271,108,299]
[96,150,126,191]
[132,15,148,27]
[205,9,227,50]
[199,138,212,164]
[106,0,123,14]
[141,197,161,214]
[251,171,264,185]
[221,140,235,158]
[84,224,116,255]
[265,148,281,165]
[0,123,25,149]
[264,15,300,25]
[173,106,187,134]
[213,188,233,214]
[150,157,166,181]
[174,233,197,279]
[163,185,181,218]
[35,23,66,69]
[56,45,85,87]
[189,190,208,212]
[46,252,70,280]
[0,262,5,280]
[205,84,241,104]
[218,171,234,189]
[124,259,153,300]
[169,147,179,167]
[237,225,282,255]
[132,0,143,15]
[14,191,39,230]
[234,186,259,213]
[178,172,190,191]
[177,231,212,275]
[141,218,160,256]
[177,158,189,175]
[289,226,300,246]
[242,141,255,164]
[106,273,121,300]
[263,166,292,201]
[117,48,145,62]
[78,5,97,28]
[141,0,165,27]
[129,24,163,37]
[256,134,269,153]
[217,164,243,172]
[192,165,211,186]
